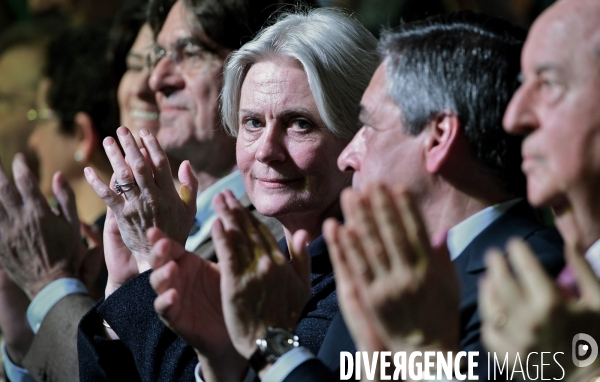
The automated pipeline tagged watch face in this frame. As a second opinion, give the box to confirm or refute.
[266,328,300,356]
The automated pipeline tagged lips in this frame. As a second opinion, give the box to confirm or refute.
[256,177,302,189]
[521,154,543,173]
[130,109,158,121]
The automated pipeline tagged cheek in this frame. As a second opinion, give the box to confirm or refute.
[235,135,256,174]
[117,73,134,108]
[290,138,348,184]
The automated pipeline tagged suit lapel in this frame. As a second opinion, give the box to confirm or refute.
[454,200,543,274]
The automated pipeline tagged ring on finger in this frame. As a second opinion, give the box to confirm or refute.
[492,312,508,328]
[115,179,137,196]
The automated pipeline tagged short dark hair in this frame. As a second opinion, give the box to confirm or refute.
[148,0,291,49]
[380,11,527,197]
[45,24,119,142]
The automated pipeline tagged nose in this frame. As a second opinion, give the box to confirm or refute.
[148,55,184,98]
[135,67,156,104]
[503,84,539,136]
[255,126,286,164]
[337,127,363,174]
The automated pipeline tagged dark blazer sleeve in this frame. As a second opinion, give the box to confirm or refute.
[78,271,197,382]
[17,293,95,382]
[78,297,142,382]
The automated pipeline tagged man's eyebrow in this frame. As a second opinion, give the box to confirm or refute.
[173,36,196,47]
[534,63,565,77]
[126,52,143,60]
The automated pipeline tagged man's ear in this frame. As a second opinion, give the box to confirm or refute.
[73,112,99,163]
[424,111,461,174]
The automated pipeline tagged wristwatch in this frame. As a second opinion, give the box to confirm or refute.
[249,327,300,372]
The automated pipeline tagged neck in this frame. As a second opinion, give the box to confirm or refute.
[170,138,237,192]
[421,181,512,242]
[280,197,344,247]
[554,189,600,252]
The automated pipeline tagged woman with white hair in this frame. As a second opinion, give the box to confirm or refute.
[148,8,379,381]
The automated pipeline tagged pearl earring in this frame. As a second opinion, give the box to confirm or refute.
[74,150,84,162]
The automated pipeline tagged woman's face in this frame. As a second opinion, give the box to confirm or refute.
[118,23,159,144]
[28,78,80,197]
[236,58,351,222]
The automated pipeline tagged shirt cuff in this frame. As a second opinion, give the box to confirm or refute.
[26,278,88,333]
[262,347,315,382]
[2,342,36,382]
[194,362,204,382]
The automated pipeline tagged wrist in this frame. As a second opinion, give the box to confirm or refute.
[25,269,76,299]
[131,252,152,273]
[248,327,300,376]
[196,345,248,382]
[104,278,122,299]
[5,338,33,366]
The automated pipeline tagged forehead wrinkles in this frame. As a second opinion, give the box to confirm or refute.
[243,66,313,108]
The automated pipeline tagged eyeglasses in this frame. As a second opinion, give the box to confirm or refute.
[146,37,217,72]
[26,108,58,122]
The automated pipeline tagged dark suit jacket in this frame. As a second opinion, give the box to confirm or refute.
[280,201,565,382]
[77,197,296,382]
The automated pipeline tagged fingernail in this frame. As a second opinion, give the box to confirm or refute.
[103,137,114,147]
[117,126,128,136]
[84,167,92,177]
[140,129,149,137]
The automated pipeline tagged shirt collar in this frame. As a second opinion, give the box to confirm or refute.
[184,170,246,251]
[447,198,523,260]
[195,170,246,218]
[585,238,600,278]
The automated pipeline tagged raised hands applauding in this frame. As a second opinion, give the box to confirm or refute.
[480,240,600,380]
[84,126,197,294]
[326,184,461,356]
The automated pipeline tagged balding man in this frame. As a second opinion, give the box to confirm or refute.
[480,0,600,380]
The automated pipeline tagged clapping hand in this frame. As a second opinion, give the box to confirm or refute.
[326,184,460,357]
[0,154,85,364]
[84,126,197,294]
[480,239,600,381]
[213,190,311,377]
[0,154,84,298]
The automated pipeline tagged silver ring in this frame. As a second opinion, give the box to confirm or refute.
[114,180,137,195]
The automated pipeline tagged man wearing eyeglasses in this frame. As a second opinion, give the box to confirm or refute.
[76,0,287,381]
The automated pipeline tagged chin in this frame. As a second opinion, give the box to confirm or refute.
[249,190,307,219]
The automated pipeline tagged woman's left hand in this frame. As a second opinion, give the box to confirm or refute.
[212,190,312,360]
[85,126,198,273]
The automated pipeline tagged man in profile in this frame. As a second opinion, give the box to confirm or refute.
[479,0,600,380]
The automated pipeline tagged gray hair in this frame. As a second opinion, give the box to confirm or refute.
[221,8,379,139]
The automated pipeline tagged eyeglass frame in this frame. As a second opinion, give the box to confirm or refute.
[146,37,221,72]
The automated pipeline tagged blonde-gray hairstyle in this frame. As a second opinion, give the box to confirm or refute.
[221,8,379,139]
